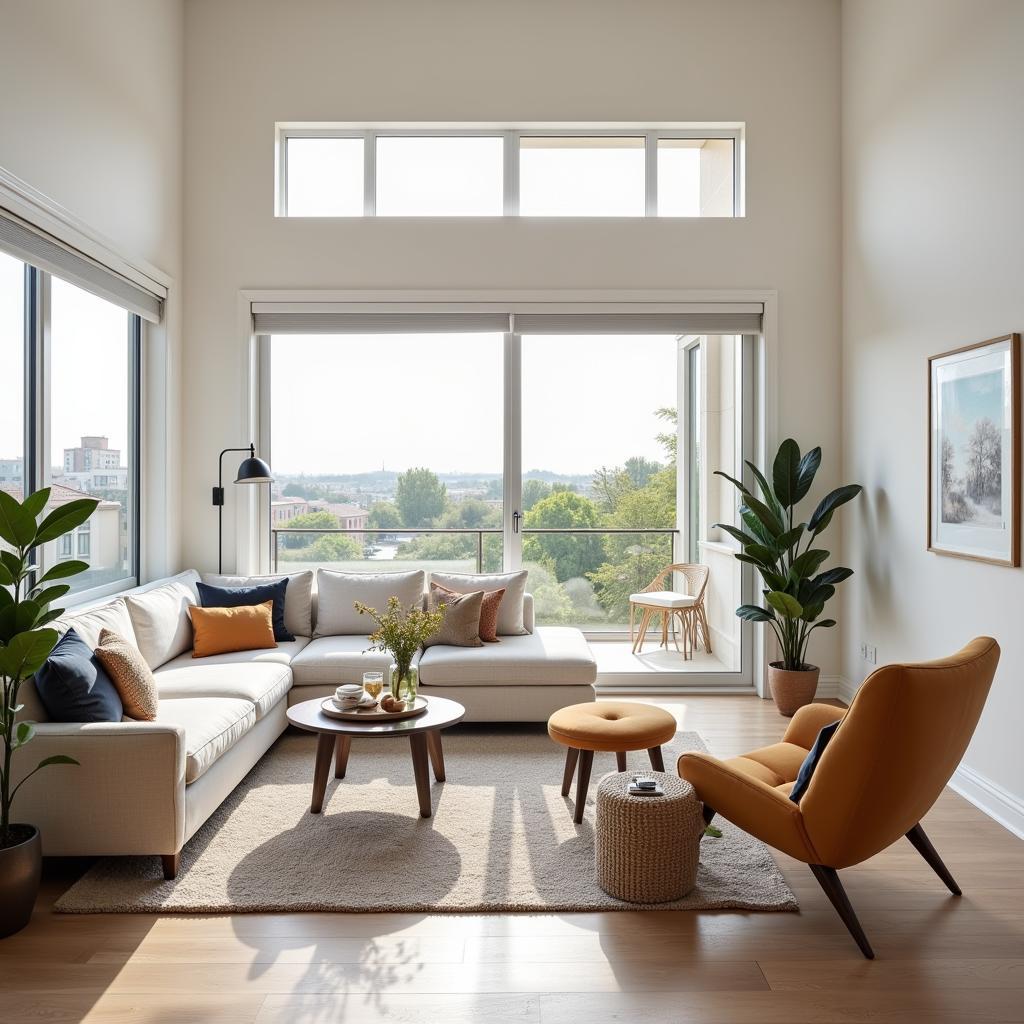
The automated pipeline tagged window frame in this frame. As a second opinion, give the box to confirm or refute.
[19,264,143,604]
[275,124,744,218]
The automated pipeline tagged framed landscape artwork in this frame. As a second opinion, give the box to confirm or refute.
[928,334,1020,566]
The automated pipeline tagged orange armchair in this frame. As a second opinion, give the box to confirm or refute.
[679,637,1000,958]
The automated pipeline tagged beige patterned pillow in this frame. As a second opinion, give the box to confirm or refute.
[423,586,484,649]
[94,629,159,721]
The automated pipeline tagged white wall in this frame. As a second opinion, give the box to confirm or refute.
[842,0,1024,832]
[0,0,185,579]
[183,0,843,672]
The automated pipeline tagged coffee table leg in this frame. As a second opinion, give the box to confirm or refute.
[334,735,351,779]
[426,729,446,782]
[310,733,334,814]
[409,732,433,818]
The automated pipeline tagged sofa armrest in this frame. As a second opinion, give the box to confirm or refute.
[678,751,820,863]
[782,703,847,750]
[11,720,187,857]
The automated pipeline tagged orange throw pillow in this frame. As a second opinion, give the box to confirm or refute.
[188,601,277,658]
[434,583,505,642]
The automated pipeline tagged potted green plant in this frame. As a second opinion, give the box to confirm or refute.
[1,487,97,937]
[355,596,445,703]
[715,439,862,716]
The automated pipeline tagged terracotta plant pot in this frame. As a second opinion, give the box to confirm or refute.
[0,824,42,938]
[768,663,820,717]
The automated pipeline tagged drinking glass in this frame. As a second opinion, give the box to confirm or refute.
[362,671,384,701]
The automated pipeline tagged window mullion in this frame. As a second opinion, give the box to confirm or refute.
[503,330,522,571]
[364,131,376,216]
[645,132,657,217]
[504,131,519,216]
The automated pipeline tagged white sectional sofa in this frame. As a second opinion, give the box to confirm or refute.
[14,568,596,876]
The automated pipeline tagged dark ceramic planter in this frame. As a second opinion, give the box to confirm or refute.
[0,825,41,938]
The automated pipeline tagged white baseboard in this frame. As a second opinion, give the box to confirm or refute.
[814,674,858,705]
[949,762,1024,840]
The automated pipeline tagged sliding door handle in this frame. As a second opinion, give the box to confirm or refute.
[513,510,521,534]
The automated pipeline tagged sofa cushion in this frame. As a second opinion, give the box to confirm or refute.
[155,660,292,720]
[424,585,483,649]
[188,602,277,658]
[314,569,425,637]
[125,579,197,670]
[157,637,309,671]
[291,635,420,687]
[95,629,159,721]
[34,628,123,723]
[418,627,596,686]
[197,578,294,642]
[429,571,529,635]
[201,571,314,638]
[56,597,137,650]
[154,696,256,783]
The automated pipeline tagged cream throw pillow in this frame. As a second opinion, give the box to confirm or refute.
[94,629,159,721]
[315,569,425,637]
[124,579,197,670]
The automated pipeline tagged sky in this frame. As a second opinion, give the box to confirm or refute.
[287,135,703,217]
[269,333,679,476]
[0,250,130,471]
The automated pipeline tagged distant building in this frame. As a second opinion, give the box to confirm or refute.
[61,467,130,493]
[309,500,369,542]
[63,436,121,474]
[0,482,121,576]
[271,496,310,524]
[0,458,23,486]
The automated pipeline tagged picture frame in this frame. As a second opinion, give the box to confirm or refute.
[928,333,1020,566]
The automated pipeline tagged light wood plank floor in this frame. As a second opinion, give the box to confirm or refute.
[3,695,1023,1023]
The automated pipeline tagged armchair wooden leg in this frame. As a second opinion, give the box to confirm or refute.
[647,746,665,772]
[616,750,627,772]
[573,749,594,824]
[906,823,962,895]
[161,853,180,880]
[702,804,717,826]
[809,864,874,959]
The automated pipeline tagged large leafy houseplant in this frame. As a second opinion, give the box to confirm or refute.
[1,487,97,935]
[715,440,861,711]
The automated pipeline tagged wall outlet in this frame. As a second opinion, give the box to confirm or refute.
[863,644,877,665]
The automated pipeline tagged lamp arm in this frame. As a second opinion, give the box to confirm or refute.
[214,444,256,575]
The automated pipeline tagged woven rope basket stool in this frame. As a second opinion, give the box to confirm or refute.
[596,771,704,903]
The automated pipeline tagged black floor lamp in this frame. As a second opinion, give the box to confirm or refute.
[213,444,274,573]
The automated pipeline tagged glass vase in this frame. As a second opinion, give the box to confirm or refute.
[390,663,418,703]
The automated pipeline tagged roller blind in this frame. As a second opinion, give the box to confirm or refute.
[252,303,763,335]
[251,310,511,334]
[0,209,164,322]
[511,309,762,334]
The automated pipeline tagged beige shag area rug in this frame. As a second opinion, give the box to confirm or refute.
[56,728,797,914]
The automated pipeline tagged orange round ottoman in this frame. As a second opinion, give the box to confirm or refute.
[547,702,677,823]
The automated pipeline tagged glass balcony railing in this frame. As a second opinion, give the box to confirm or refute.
[271,526,678,631]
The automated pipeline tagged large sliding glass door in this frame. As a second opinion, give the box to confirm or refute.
[261,310,760,685]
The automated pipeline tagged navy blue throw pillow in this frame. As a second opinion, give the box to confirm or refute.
[34,628,123,723]
[790,720,841,803]
[196,578,294,642]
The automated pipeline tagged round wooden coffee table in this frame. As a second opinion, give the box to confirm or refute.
[286,695,466,818]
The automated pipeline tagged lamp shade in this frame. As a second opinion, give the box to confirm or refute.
[234,455,273,484]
